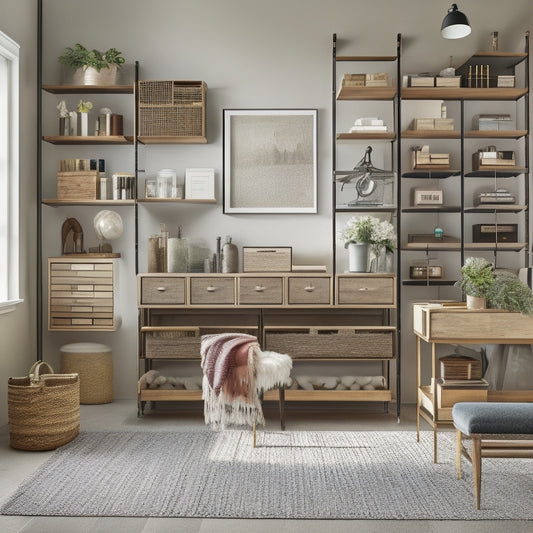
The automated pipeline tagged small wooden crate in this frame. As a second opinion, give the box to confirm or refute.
[57,170,98,200]
[243,247,292,272]
[440,355,482,380]
[437,383,488,408]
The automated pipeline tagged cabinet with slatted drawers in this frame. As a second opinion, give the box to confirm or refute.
[48,257,117,331]
[137,272,396,415]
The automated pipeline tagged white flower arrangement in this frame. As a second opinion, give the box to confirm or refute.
[339,215,396,252]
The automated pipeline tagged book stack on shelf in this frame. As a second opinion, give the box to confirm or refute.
[411,145,450,170]
[411,118,454,131]
[437,355,488,408]
[342,73,389,88]
[349,117,388,133]
[472,114,514,131]
[472,147,516,170]
[475,188,516,206]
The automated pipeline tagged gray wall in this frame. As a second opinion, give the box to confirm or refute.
[0,0,38,427]
[2,1,533,426]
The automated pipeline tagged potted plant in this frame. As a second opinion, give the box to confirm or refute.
[58,44,126,86]
[454,257,494,309]
[339,215,396,272]
[455,256,533,314]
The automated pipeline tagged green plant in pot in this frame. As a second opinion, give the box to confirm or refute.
[455,256,533,314]
[58,44,125,86]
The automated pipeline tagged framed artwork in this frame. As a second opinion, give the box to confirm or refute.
[223,109,317,213]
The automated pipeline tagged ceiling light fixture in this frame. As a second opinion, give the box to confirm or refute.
[441,3,471,39]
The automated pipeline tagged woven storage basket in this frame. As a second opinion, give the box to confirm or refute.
[60,343,113,404]
[265,328,394,359]
[8,361,80,451]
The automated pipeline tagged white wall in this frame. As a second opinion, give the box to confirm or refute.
[0,0,38,427]
[2,1,532,426]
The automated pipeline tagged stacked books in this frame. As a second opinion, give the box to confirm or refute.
[411,145,450,170]
[349,117,388,133]
[342,73,389,88]
[475,188,516,206]
[472,149,516,170]
[411,118,454,131]
[472,114,514,131]
[497,75,516,88]
[435,76,461,87]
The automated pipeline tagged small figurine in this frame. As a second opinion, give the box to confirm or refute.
[57,100,70,136]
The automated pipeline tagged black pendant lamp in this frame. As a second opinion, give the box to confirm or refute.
[441,3,471,39]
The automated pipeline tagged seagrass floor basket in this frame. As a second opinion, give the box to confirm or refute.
[7,361,80,451]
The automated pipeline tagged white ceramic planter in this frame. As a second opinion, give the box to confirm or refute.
[72,65,118,86]
[466,294,486,310]
[348,243,370,272]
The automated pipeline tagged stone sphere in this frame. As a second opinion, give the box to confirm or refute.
[93,210,123,240]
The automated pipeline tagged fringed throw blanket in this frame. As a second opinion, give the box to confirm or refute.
[200,333,292,429]
[201,333,264,429]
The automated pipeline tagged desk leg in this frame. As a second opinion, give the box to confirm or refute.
[416,335,421,442]
[432,341,438,463]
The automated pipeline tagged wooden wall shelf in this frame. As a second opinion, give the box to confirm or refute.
[42,84,134,94]
[137,136,207,144]
[401,87,528,101]
[43,135,133,145]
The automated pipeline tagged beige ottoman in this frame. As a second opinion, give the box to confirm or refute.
[60,343,114,404]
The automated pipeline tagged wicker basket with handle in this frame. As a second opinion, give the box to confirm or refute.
[7,361,80,451]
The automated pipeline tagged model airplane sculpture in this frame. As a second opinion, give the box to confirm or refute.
[335,146,394,205]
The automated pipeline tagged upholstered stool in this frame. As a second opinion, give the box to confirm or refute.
[452,402,533,509]
[60,342,114,404]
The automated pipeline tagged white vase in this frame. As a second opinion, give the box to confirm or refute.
[348,243,370,272]
[80,113,88,136]
[466,294,486,310]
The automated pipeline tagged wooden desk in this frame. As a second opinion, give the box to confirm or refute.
[413,302,533,462]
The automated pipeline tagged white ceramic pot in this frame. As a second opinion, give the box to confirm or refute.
[72,65,118,86]
[466,294,486,310]
[348,242,370,272]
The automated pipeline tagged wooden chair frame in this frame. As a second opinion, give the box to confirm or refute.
[456,429,533,509]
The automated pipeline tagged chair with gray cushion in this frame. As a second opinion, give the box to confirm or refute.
[452,402,533,509]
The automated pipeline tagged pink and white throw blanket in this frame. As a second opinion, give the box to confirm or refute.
[200,333,292,429]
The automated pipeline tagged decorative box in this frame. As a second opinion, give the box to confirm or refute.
[472,224,518,242]
[439,355,482,380]
[243,247,292,272]
[409,265,443,279]
[412,188,443,206]
[57,170,98,200]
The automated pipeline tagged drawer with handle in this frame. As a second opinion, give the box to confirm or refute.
[287,276,331,305]
[238,277,283,305]
[336,275,395,306]
[190,277,236,305]
[140,276,186,305]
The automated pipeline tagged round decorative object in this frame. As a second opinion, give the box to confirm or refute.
[93,210,123,241]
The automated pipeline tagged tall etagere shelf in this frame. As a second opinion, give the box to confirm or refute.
[399,32,530,294]
[332,33,402,419]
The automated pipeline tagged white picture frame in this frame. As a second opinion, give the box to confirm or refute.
[185,168,215,200]
[223,109,318,214]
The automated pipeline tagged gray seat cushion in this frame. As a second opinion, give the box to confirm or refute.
[452,402,533,435]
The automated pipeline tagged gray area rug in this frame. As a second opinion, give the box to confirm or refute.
[1,430,532,519]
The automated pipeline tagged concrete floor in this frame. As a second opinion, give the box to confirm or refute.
[0,401,531,533]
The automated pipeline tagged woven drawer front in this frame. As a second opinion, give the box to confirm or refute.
[145,328,200,358]
[238,277,283,305]
[145,326,258,359]
[265,328,394,359]
[287,277,331,305]
[337,276,394,305]
[49,260,114,329]
[139,107,203,137]
[141,277,186,305]
[190,277,235,305]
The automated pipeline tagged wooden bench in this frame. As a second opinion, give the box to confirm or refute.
[452,402,533,509]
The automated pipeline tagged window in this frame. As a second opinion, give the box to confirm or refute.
[0,30,21,313]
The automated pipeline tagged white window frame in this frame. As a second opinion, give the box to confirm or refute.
[0,30,22,314]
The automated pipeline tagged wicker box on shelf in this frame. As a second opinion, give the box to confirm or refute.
[138,80,207,140]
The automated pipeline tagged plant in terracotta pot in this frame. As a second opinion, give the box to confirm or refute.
[455,257,494,309]
[339,215,395,272]
[58,44,125,85]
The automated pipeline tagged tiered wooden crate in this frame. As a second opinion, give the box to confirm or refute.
[137,80,207,143]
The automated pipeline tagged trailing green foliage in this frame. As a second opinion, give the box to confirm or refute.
[58,44,125,71]
[454,257,494,298]
[486,270,533,315]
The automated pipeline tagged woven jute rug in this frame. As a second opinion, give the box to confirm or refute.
[1,430,532,519]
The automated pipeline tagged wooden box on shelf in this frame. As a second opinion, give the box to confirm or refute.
[57,170,99,200]
[437,380,488,408]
